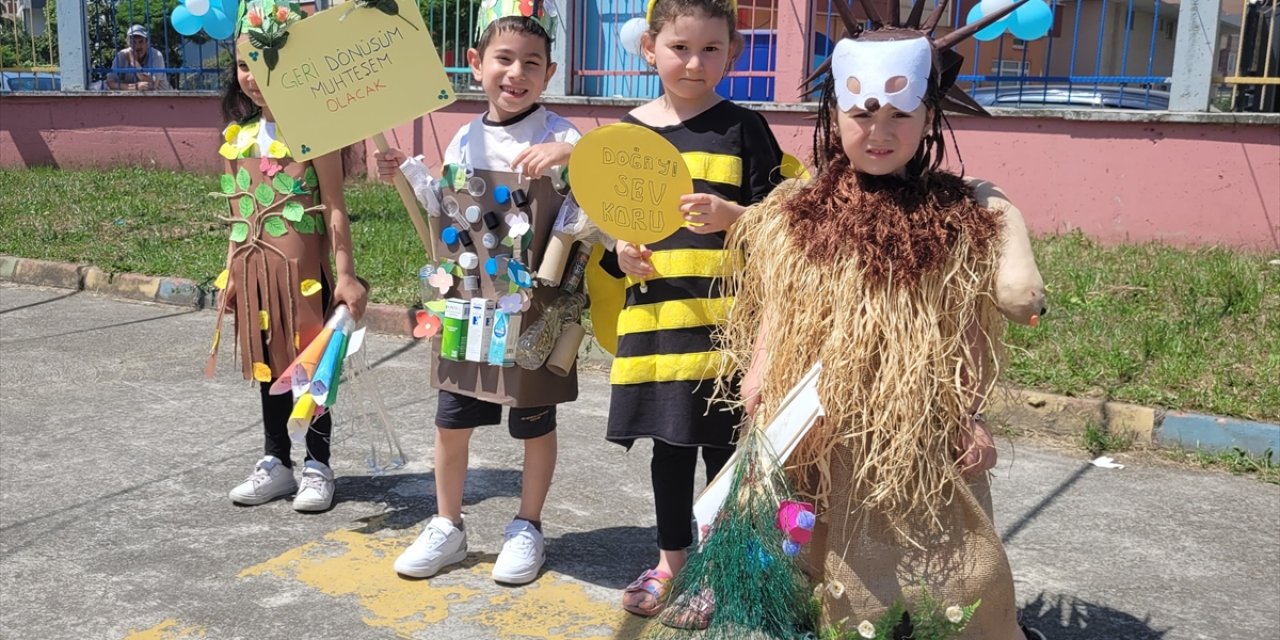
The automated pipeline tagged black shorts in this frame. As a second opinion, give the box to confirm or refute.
[435,390,557,440]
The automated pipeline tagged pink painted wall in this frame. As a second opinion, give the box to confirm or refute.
[3,94,1277,250]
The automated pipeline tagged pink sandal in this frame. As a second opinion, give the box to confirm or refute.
[621,569,673,617]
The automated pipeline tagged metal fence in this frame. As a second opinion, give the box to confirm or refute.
[8,0,1275,112]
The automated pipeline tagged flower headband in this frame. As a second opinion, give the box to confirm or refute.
[475,0,561,39]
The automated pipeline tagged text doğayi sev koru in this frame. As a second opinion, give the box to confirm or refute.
[277,27,407,112]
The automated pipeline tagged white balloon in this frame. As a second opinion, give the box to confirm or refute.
[977,0,1017,15]
[619,17,648,56]
[186,0,210,17]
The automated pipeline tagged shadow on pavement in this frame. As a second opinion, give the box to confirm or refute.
[335,468,526,533]
[1021,592,1170,640]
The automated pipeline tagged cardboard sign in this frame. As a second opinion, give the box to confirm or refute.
[567,123,691,246]
[237,1,456,161]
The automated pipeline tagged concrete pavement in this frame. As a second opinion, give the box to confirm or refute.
[1,283,1277,640]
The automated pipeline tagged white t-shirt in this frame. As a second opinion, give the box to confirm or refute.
[443,105,581,176]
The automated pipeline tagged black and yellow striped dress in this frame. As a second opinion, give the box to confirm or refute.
[603,100,783,449]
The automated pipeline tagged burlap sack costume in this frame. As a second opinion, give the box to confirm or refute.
[720,173,1045,639]
[207,144,331,382]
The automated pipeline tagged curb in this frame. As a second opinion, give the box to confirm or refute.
[3,255,1275,458]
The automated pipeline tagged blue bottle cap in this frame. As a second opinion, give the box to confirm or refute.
[494,184,511,205]
[442,226,460,245]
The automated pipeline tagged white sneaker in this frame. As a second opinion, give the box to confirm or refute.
[293,460,335,512]
[394,516,468,578]
[491,519,545,585]
[229,456,296,505]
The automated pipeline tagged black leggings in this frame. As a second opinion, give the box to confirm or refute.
[259,277,332,467]
[261,381,331,467]
[651,441,734,551]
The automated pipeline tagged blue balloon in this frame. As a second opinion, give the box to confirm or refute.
[171,5,202,36]
[204,7,235,40]
[1010,0,1053,40]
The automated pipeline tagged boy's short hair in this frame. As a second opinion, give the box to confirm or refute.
[475,16,553,60]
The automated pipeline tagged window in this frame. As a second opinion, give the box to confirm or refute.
[991,60,1032,76]
[1012,38,1029,50]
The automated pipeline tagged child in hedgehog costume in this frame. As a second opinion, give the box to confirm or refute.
[656,0,1050,638]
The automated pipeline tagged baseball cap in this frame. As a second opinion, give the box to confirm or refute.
[127,24,149,40]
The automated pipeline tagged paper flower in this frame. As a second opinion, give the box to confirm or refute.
[260,156,282,178]
[946,605,965,624]
[428,267,454,295]
[497,293,525,314]
[507,261,533,289]
[171,0,237,40]
[413,310,442,339]
[965,0,1053,41]
[506,212,531,239]
[857,620,876,639]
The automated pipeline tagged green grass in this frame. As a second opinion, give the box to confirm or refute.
[0,166,425,305]
[1163,447,1280,485]
[2,167,1278,421]
[1079,421,1136,457]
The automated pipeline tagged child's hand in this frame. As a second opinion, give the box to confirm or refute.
[333,275,369,322]
[615,240,654,279]
[513,142,573,178]
[374,148,408,183]
[741,366,762,417]
[680,193,745,234]
[957,414,997,479]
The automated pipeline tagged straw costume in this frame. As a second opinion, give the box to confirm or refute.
[658,0,1049,637]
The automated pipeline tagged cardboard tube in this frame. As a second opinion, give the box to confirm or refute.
[546,322,585,377]
[536,230,575,286]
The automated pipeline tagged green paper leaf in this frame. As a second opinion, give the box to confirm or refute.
[523,230,534,247]
[229,222,249,243]
[248,30,271,50]
[283,201,305,222]
[273,173,297,195]
[304,167,318,189]
[238,195,255,218]
[236,167,251,190]
[452,265,463,277]
[294,214,316,234]
[501,236,514,248]
[441,260,455,273]
[220,174,236,194]
[255,183,275,207]
[508,280,519,295]
[264,217,288,237]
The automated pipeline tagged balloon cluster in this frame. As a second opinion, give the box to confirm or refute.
[171,0,238,40]
[965,0,1053,41]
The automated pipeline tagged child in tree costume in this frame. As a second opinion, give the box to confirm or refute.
[663,0,1049,637]
[210,1,368,512]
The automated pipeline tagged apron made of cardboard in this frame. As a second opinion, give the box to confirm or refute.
[209,157,331,382]
[429,168,579,407]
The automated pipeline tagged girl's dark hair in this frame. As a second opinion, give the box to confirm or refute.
[648,0,740,49]
[475,15,554,59]
[220,60,260,125]
[812,31,949,181]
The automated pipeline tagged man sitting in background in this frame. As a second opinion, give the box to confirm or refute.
[106,25,171,91]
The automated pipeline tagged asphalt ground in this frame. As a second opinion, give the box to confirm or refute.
[1,283,1277,640]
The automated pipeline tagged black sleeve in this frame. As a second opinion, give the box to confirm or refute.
[598,247,625,279]
[742,110,785,204]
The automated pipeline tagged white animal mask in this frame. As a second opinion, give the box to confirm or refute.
[830,36,934,113]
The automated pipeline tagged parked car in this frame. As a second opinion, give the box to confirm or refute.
[967,84,1170,110]
[0,71,62,92]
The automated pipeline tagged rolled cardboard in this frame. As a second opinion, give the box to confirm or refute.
[545,322,585,377]
[535,230,575,286]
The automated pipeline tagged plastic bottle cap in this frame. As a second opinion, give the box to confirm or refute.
[464,205,482,224]
[482,232,498,249]
[458,252,479,270]
[441,226,460,245]
[494,184,511,205]
[466,176,487,197]
[483,210,501,230]
[485,257,501,276]
[512,188,529,208]
[458,230,474,248]
[442,196,460,216]
[462,275,479,291]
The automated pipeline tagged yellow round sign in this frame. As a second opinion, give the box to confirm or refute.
[568,123,692,246]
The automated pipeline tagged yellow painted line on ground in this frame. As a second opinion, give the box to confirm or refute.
[238,528,656,638]
[122,619,207,639]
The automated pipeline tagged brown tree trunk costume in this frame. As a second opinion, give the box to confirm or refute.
[207,157,332,382]
[719,170,1044,639]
